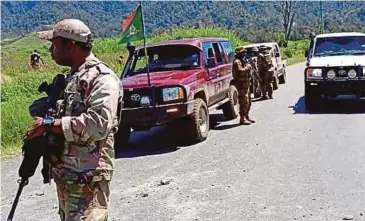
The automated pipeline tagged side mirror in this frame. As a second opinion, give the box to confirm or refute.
[275,52,280,57]
[304,50,309,58]
[206,57,216,68]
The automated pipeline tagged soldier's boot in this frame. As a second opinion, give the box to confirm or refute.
[246,115,256,123]
[239,117,251,125]
[268,84,273,99]
[261,95,268,100]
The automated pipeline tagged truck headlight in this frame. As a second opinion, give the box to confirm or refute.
[362,67,365,75]
[306,68,322,78]
[162,87,184,102]
[326,69,336,79]
[348,69,357,79]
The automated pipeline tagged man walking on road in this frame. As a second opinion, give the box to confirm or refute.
[233,46,256,125]
[24,18,123,221]
[258,46,274,100]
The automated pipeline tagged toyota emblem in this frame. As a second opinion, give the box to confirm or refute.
[130,94,141,102]
[338,69,346,76]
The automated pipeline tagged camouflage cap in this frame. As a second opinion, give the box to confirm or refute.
[37,18,92,43]
[235,46,246,54]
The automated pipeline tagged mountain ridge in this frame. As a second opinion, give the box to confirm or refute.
[1,1,365,42]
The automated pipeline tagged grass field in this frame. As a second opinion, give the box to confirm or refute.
[1,27,306,157]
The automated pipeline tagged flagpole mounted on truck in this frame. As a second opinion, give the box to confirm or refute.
[119,2,151,88]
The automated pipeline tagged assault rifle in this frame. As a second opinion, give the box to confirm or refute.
[7,74,66,221]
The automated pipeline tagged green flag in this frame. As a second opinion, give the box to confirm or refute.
[119,5,144,43]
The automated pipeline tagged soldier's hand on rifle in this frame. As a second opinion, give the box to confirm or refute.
[24,117,45,141]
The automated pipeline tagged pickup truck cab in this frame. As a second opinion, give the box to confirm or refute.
[243,42,287,92]
[304,32,365,111]
[116,38,240,146]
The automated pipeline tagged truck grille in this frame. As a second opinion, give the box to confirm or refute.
[123,88,163,108]
[324,66,362,78]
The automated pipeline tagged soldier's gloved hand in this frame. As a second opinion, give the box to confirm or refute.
[24,117,45,141]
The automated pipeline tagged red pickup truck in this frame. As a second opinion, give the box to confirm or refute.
[116,38,239,146]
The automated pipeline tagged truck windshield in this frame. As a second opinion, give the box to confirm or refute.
[313,36,365,57]
[126,45,201,77]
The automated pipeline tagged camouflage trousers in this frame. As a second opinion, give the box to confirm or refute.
[56,180,110,221]
[252,75,263,97]
[259,70,274,97]
[237,85,251,118]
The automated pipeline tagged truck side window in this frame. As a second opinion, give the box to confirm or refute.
[203,42,215,67]
[221,41,234,63]
[274,45,280,57]
[212,42,223,65]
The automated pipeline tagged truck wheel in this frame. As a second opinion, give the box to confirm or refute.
[222,85,239,120]
[114,124,131,148]
[279,69,286,84]
[184,98,209,143]
[305,85,320,112]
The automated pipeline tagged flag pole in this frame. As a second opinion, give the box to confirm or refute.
[140,1,151,88]
[140,1,155,107]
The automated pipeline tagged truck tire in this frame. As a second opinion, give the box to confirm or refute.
[222,85,239,120]
[183,98,209,143]
[279,69,286,84]
[114,124,131,149]
[305,85,320,112]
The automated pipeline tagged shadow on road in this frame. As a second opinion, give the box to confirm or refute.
[291,96,365,114]
[115,112,242,158]
[115,126,179,158]
[210,113,240,130]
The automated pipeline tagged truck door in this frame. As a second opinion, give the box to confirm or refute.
[202,42,225,106]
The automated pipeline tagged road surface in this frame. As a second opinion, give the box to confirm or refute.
[2,63,365,221]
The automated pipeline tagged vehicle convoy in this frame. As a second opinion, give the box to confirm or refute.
[243,42,287,95]
[116,38,240,145]
[304,32,365,111]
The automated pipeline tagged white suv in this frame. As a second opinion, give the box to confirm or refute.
[304,32,365,111]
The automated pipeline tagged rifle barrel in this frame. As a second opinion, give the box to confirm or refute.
[7,179,27,221]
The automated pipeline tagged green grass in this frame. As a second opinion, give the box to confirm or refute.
[287,57,306,66]
[1,26,305,157]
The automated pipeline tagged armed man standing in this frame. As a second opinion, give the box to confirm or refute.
[232,46,256,125]
[24,18,122,221]
[257,45,274,100]
[250,47,263,98]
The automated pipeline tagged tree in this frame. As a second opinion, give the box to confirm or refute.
[278,1,298,41]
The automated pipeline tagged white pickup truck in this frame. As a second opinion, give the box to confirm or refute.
[304,32,365,111]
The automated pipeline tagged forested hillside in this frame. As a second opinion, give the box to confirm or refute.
[1,1,365,42]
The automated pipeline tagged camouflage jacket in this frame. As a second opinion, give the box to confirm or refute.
[250,57,260,80]
[232,58,252,88]
[257,52,273,72]
[52,53,123,183]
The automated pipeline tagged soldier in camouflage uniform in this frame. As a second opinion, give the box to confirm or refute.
[232,46,256,125]
[249,47,263,98]
[257,45,274,100]
[24,18,123,221]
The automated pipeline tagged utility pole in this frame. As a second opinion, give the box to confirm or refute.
[320,0,324,34]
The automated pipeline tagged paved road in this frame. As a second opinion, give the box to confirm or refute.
[2,63,365,221]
